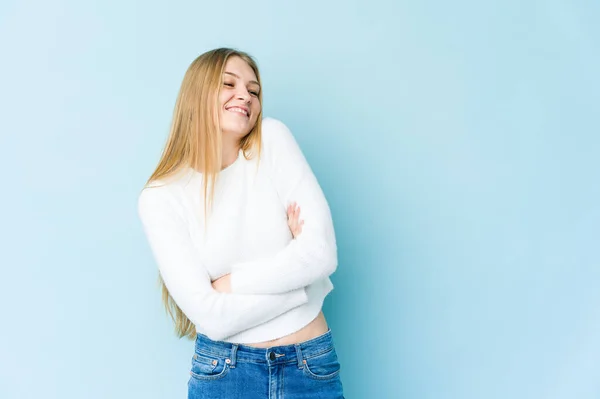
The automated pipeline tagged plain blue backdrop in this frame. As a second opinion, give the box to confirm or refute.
[1,0,598,398]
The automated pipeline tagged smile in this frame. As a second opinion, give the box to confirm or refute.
[226,106,249,117]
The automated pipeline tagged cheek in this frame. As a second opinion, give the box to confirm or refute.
[219,92,232,109]
[252,103,261,119]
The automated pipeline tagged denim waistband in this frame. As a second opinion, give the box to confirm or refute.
[194,329,336,367]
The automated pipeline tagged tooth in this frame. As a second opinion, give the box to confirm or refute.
[227,107,248,116]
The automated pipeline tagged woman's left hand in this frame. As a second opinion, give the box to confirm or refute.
[287,202,304,238]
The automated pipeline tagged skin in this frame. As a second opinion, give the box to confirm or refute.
[210,56,329,348]
[218,56,262,170]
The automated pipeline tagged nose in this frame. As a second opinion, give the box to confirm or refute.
[236,88,251,103]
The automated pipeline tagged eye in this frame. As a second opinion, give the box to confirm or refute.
[250,90,259,96]
[223,82,234,87]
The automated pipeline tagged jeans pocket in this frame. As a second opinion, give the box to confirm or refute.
[189,352,230,381]
[302,348,341,381]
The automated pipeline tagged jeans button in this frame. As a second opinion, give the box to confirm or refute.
[269,352,276,361]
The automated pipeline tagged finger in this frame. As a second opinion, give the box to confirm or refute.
[289,203,297,220]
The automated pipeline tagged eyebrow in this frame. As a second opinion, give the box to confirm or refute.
[224,71,260,87]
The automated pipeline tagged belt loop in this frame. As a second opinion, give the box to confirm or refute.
[294,344,303,369]
[229,344,238,368]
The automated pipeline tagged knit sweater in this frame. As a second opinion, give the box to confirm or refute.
[137,117,337,343]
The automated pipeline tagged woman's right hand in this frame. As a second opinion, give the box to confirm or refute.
[287,202,304,238]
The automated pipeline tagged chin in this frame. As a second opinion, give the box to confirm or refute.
[221,122,250,138]
[221,117,256,137]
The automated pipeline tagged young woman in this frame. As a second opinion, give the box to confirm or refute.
[138,48,344,398]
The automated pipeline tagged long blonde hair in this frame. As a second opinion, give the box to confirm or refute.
[144,48,263,339]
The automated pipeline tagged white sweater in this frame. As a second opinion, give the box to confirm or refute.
[137,117,337,343]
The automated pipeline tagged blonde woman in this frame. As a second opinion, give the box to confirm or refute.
[137,48,344,398]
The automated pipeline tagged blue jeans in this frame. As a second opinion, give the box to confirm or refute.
[188,329,345,398]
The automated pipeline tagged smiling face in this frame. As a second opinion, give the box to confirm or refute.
[218,56,262,142]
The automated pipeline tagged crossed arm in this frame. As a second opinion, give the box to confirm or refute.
[212,202,305,292]
[225,118,338,295]
[215,118,338,294]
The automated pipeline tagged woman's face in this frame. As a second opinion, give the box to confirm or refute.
[218,56,261,141]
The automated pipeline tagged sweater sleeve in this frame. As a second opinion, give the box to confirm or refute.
[229,118,338,295]
[137,185,309,341]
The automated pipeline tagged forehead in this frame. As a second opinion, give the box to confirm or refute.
[224,56,257,81]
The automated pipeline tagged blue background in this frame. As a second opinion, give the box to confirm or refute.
[1,0,598,398]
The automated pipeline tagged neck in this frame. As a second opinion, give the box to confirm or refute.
[221,142,240,170]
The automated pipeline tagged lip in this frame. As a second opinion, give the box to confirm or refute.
[225,104,250,117]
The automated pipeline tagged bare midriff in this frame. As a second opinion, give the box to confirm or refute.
[241,311,329,348]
